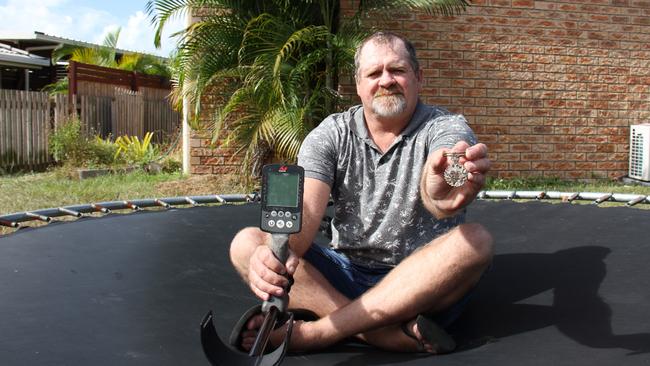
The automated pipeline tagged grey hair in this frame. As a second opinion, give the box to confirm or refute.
[354,32,420,79]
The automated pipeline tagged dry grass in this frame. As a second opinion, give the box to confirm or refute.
[0,170,252,236]
[154,174,252,197]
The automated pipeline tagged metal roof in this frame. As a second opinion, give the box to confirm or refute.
[0,43,50,68]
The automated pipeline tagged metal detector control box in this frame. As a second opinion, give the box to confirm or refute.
[260,164,304,234]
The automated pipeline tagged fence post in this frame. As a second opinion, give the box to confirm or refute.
[68,61,77,116]
[131,71,139,92]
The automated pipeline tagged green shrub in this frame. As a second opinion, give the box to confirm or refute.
[88,136,120,166]
[49,122,166,170]
[49,119,90,165]
[160,158,182,173]
[114,132,161,166]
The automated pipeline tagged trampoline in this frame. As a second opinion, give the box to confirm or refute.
[1,195,649,366]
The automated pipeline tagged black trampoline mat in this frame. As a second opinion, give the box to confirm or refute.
[0,201,648,365]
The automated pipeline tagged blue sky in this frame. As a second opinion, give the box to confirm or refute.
[0,0,185,57]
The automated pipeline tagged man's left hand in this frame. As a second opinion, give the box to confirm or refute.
[423,141,490,218]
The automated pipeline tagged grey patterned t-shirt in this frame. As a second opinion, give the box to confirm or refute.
[298,101,477,267]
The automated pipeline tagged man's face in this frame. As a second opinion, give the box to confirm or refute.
[356,40,422,120]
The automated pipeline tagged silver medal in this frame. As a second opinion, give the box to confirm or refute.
[443,152,468,187]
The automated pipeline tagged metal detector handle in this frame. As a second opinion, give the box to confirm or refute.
[269,233,290,263]
[261,233,290,314]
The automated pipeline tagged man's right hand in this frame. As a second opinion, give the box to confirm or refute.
[248,243,299,301]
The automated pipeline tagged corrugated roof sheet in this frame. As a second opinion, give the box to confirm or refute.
[0,43,50,68]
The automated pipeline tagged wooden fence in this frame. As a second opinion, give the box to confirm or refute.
[1,89,180,171]
[0,90,51,170]
[112,88,145,138]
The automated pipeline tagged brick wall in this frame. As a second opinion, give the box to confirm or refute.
[341,0,650,180]
[189,83,245,175]
[194,0,650,180]
[188,9,245,175]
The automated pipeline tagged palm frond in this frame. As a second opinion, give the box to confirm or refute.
[146,0,191,48]
[358,0,470,16]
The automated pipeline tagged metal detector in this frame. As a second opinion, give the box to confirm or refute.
[201,164,304,366]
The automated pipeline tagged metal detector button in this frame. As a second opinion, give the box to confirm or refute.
[271,211,278,217]
[276,220,285,229]
[278,211,285,218]
[284,211,291,218]
[286,221,293,229]
[268,220,275,227]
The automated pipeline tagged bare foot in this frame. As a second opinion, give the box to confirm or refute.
[356,320,429,353]
[240,314,266,351]
[404,318,436,353]
[239,314,319,352]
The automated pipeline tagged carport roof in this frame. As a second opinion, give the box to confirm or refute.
[0,43,50,68]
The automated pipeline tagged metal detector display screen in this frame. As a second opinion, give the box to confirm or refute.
[266,172,299,208]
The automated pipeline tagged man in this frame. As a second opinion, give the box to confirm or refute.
[229,31,493,353]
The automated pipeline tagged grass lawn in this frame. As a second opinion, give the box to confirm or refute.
[0,169,249,216]
[485,176,650,195]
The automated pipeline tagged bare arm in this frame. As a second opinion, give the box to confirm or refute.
[288,177,332,257]
[420,141,490,219]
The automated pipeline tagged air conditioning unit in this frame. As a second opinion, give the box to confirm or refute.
[629,124,650,181]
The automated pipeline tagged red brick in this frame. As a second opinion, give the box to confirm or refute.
[511,144,532,152]
[511,161,532,170]
[522,135,544,143]
[512,0,534,7]
[574,162,597,171]
[191,165,212,174]
[565,153,586,161]
[190,138,202,148]
[554,162,576,170]
[479,134,499,143]
[596,162,619,170]
[491,162,509,171]
[499,135,522,143]
[576,144,598,153]
[596,144,616,153]
[532,162,553,170]
[556,144,576,152]
[532,144,554,152]
[522,152,542,160]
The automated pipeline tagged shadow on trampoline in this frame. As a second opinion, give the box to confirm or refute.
[317,246,650,366]
[452,247,650,355]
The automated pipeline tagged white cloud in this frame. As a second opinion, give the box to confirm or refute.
[94,11,185,57]
[0,0,185,57]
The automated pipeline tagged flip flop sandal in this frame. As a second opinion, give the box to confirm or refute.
[401,314,456,354]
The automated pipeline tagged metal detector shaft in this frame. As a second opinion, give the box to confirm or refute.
[246,233,291,362]
[249,306,279,357]
[261,234,290,314]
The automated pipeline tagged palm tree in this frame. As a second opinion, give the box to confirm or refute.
[146,0,470,178]
[45,28,172,94]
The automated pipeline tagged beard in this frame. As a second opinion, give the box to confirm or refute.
[371,90,407,117]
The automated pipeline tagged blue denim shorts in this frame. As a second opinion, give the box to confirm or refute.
[302,243,475,328]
